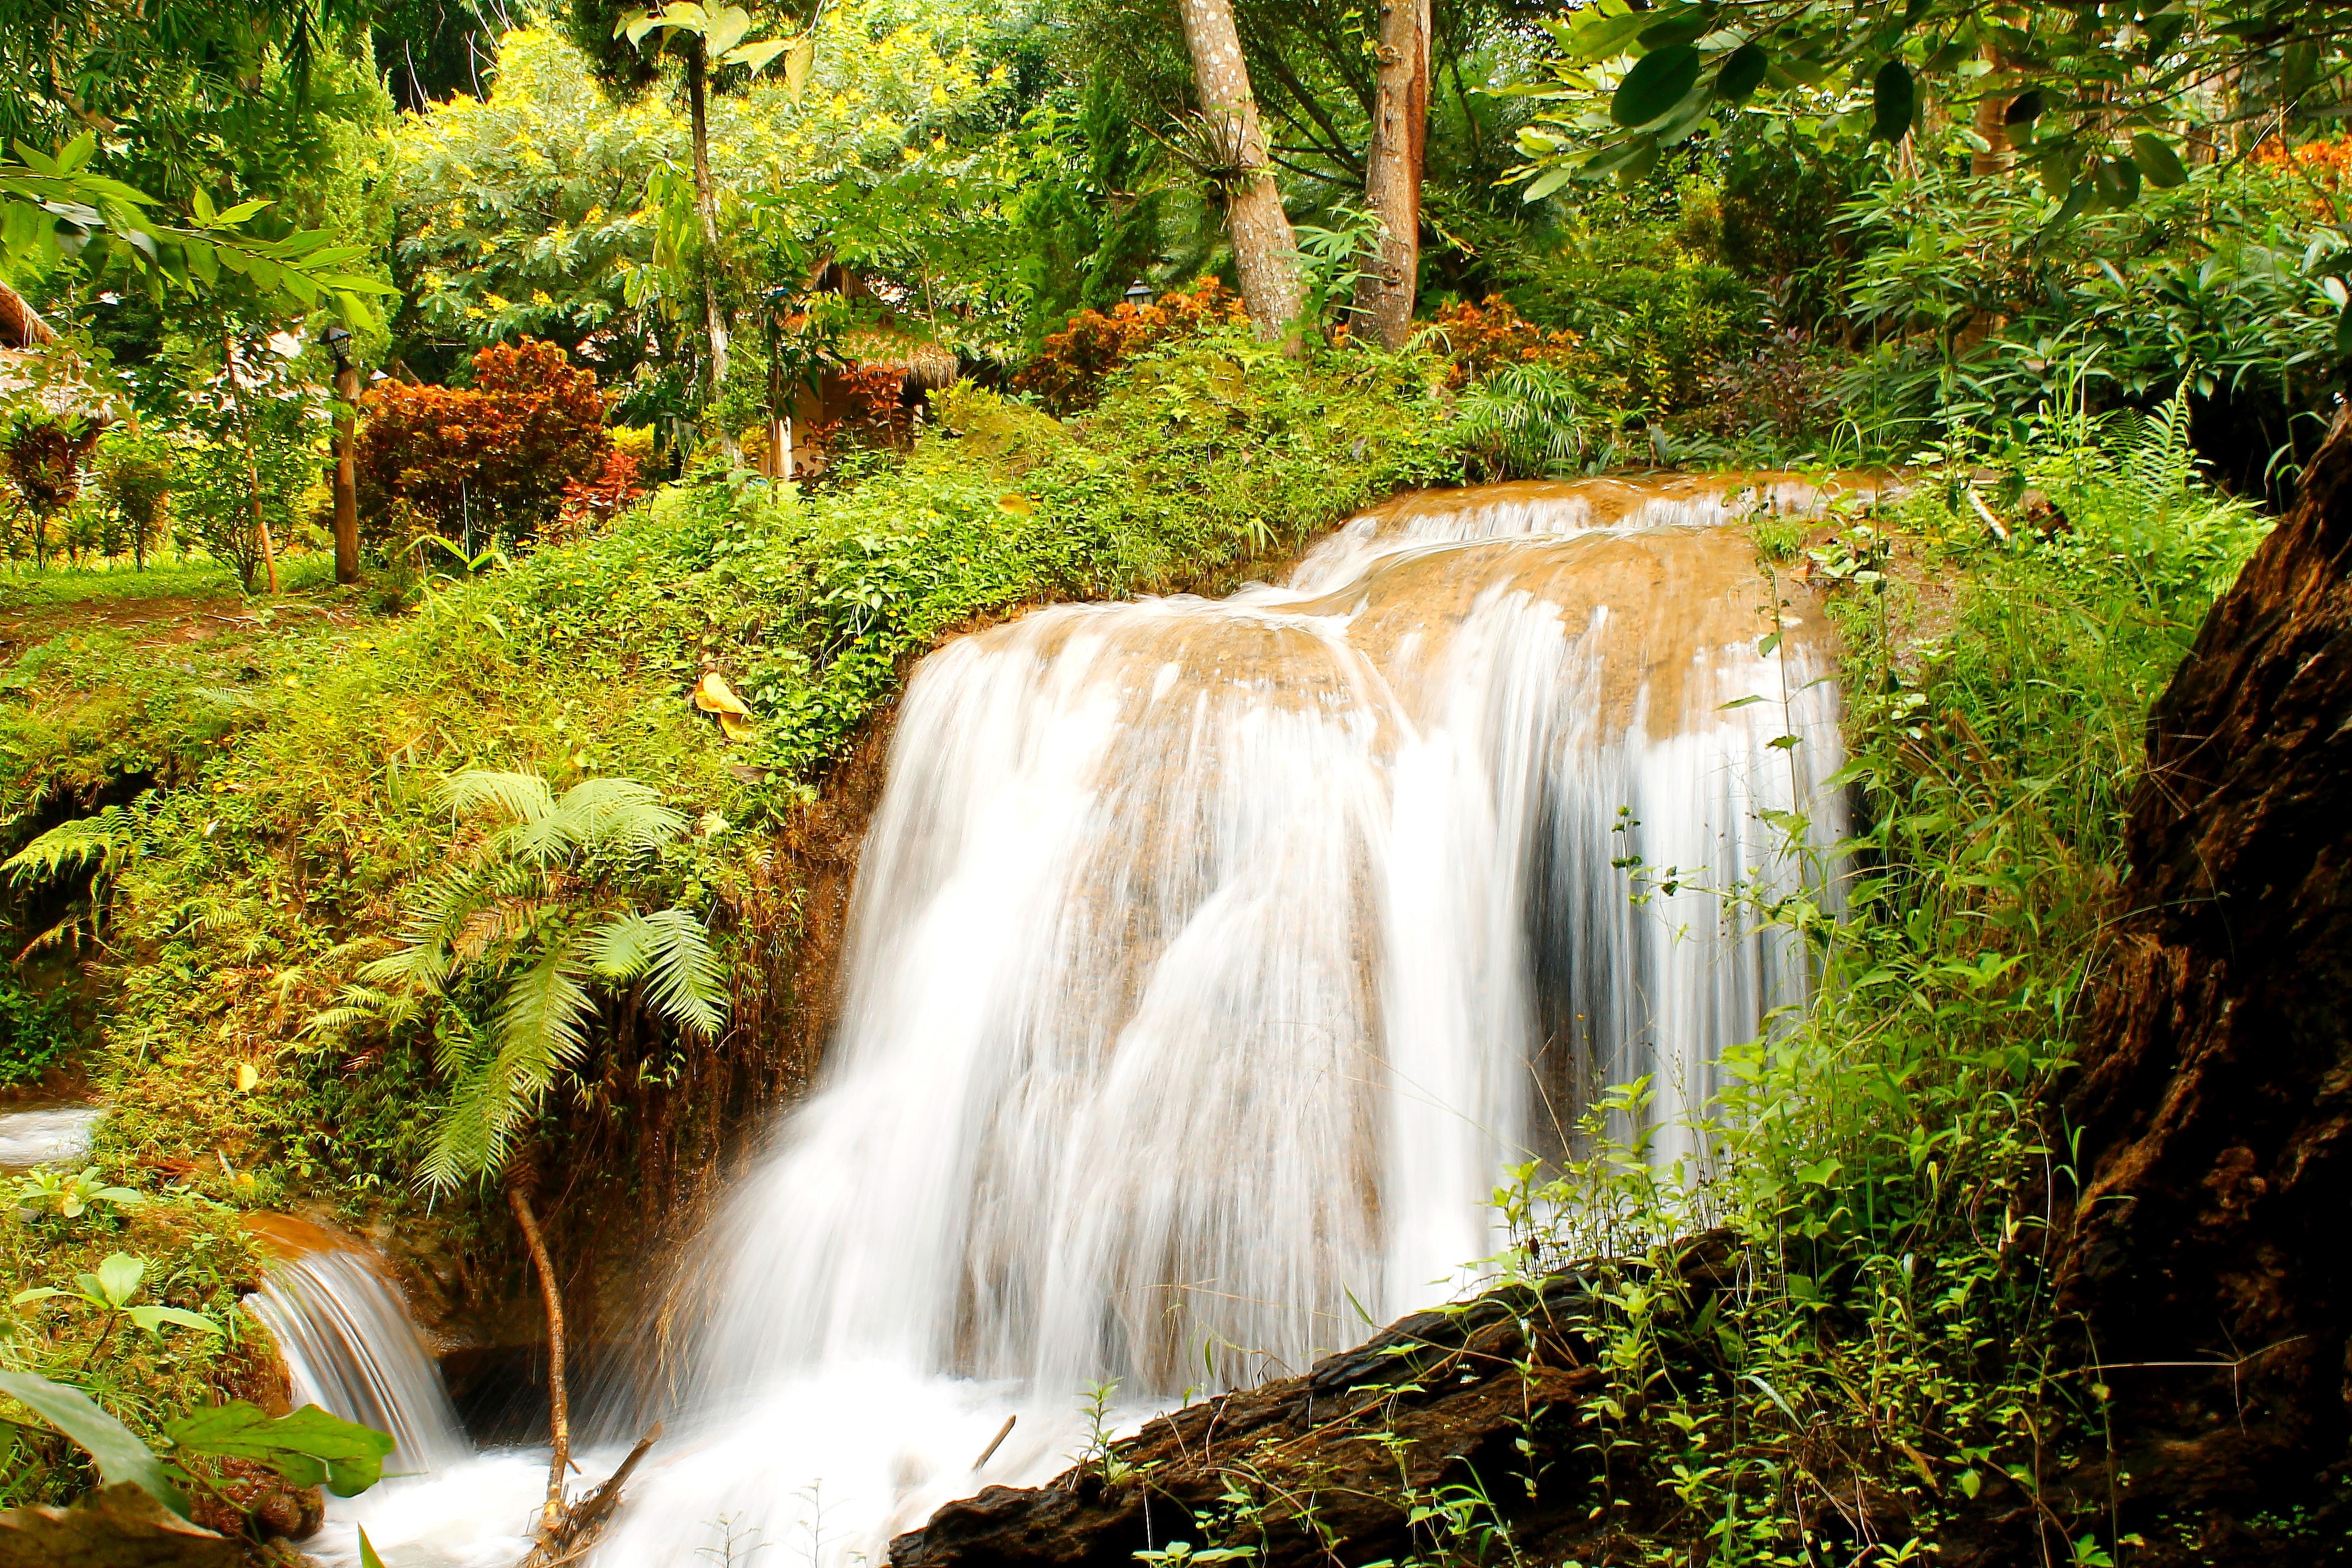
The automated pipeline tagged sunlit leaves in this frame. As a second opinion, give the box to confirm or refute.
[1612,45,1705,127]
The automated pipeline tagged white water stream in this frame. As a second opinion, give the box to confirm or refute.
[319,475,1862,1567]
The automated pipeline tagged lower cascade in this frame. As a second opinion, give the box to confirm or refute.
[587,476,1854,1565]
[342,476,1858,1567]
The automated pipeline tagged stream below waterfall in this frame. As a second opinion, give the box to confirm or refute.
[291,474,1866,1568]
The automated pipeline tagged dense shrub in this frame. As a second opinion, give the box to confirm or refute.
[356,339,612,547]
[1011,277,1245,413]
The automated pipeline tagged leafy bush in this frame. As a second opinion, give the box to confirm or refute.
[89,427,175,568]
[356,339,613,547]
[171,346,329,593]
[0,973,77,1084]
[1011,277,1245,413]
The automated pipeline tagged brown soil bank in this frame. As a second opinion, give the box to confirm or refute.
[889,420,2352,1568]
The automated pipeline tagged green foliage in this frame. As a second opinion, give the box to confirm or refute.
[0,1196,281,1510]
[317,768,729,1189]
[10,1169,143,1223]
[0,1364,393,1517]
[1517,0,2343,225]
[0,976,79,1085]
[1834,157,2348,476]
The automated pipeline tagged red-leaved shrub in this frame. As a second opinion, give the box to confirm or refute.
[357,339,611,546]
[1013,279,1245,414]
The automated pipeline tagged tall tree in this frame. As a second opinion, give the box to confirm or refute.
[566,2,796,442]
[1353,0,1429,347]
[1174,0,1306,342]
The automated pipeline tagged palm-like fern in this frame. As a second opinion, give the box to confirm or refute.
[315,770,728,1192]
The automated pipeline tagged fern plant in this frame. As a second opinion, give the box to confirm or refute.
[315,770,727,1192]
[1454,360,1590,479]
[3,802,151,955]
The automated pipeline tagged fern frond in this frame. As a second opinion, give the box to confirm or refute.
[438,770,555,826]
[5,805,145,887]
[582,906,728,1039]
[416,943,596,1191]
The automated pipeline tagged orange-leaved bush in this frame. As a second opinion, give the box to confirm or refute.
[1423,297,1594,390]
[1013,278,1245,414]
[356,339,612,547]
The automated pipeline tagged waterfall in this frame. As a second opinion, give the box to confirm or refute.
[242,1216,471,1477]
[584,476,1853,1567]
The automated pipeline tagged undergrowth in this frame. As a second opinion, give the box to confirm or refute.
[1466,394,2272,1566]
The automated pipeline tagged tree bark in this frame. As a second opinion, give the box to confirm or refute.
[1174,0,1306,348]
[1353,0,1429,349]
[686,42,736,455]
[2056,404,2352,1532]
[1969,46,2010,176]
[508,1179,573,1533]
[332,362,361,585]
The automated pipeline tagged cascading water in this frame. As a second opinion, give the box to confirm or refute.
[570,475,1858,1567]
[242,1218,555,1568]
[243,1217,470,1476]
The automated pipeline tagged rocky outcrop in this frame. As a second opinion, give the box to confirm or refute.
[2059,406,2352,1530]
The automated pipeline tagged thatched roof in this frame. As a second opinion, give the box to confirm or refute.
[0,280,53,352]
[839,324,959,390]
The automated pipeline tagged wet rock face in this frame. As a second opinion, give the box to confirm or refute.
[2060,406,2352,1526]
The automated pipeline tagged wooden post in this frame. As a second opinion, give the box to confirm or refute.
[333,361,361,585]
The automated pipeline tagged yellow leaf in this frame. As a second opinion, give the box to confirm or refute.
[783,32,816,99]
[236,1063,258,1092]
[692,672,750,717]
[718,711,756,743]
[996,493,1033,516]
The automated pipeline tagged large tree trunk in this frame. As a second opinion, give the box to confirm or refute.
[1353,0,1429,349]
[2056,405,2352,1535]
[1174,0,1305,347]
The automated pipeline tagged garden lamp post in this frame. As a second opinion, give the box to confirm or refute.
[1125,279,1156,309]
[323,322,361,586]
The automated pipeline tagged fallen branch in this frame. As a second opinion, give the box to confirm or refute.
[516,1424,662,1568]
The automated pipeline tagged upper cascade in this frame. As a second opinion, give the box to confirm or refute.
[587,473,1854,1567]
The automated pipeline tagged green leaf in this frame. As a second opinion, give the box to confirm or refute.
[2334,297,2352,358]
[10,1287,67,1306]
[705,3,751,58]
[164,1402,395,1498]
[2004,88,2045,126]
[1635,6,1717,52]
[2092,154,2139,208]
[1716,42,1768,103]
[1872,60,1915,143]
[1612,44,1703,127]
[1521,164,1576,202]
[92,1254,144,1309]
[127,1305,222,1337]
[2131,132,2188,188]
[0,1371,188,1516]
[359,1526,388,1568]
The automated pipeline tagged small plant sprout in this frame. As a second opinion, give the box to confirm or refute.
[12,1252,221,1368]
[13,1166,144,1221]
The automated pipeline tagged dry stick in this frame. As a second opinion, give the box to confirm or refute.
[508,1180,571,1533]
[972,1414,1016,1471]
